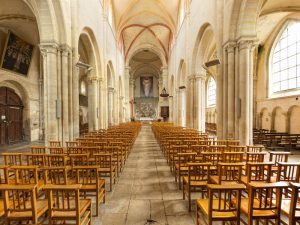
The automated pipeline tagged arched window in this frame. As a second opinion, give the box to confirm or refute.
[270,20,300,96]
[207,76,216,106]
[80,80,87,96]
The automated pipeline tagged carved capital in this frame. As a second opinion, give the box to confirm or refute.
[39,42,59,55]
[224,41,236,53]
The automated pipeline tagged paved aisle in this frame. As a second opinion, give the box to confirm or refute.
[97,125,196,225]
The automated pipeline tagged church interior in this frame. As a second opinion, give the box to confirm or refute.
[0,0,300,224]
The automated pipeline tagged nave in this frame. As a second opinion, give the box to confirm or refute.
[97,124,196,225]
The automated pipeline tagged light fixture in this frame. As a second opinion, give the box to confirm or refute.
[160,88,169,97]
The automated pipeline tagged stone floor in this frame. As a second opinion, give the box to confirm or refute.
[0,126,299,224]
[94,125,196,225]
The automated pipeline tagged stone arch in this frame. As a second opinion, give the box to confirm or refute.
[25,0,63,43]
[192,23,216,75]
[126,44,167,67]
[271,106,287,133]
[177,60,187,87]
[107,61,115,88]
[228,0,265,39]
[287,105,300,134]
[259,107,270,131]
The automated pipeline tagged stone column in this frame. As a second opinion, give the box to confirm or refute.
[168,96,173,122]
[195,74,206,132]
[216,70,224,139]
[119,96,124,123]
[226,42,236,139]
[129,78,135,119]
[72,52,80,138]
[179,87,187,127]
[39,43,59,142]
[108,87,114,126]
[113,89,118,124]
[188,75,195,128]
[61,47,70,143]
[88,76,98,131]
[98,78,104,129]
[238,39,256,145]
[124,67,131,121]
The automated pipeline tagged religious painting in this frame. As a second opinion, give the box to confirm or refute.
[1,32,34,76]
[140,76,153,97]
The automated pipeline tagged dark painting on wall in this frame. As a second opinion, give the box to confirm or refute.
[1,32,34,76]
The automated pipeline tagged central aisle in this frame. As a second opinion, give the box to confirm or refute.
[97,125,196,225]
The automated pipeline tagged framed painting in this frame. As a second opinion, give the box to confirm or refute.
[1,31,34,76]
[140,76,153,97]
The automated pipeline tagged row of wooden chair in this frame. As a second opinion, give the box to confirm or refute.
[0,122,142,224]
[152,123,300,224]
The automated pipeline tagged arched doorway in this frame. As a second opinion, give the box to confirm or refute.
[0,87,23,145]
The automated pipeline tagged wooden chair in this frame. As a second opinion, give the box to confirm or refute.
[175,152,197,189]
[201,152,222,173]
[30,146,46,154]
[0,184,48,224]
[238,182,288,225]
[2,153,23,166]
[49,140,61,147]
[73,166,106,216]
[208,145,227,153]
[44,184,92,225]
[196,183,245,225]
[90,154,116,191]
[182,162,212,211]
[227,145,246,153]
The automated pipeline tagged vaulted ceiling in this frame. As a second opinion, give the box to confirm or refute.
[112,0,181,63]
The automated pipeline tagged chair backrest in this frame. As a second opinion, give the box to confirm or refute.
[69,154,89,166]
[191,145,208,154]
[9,166,38,185]
[0,166,8,184]
[187,162,212,182]
[245,152,265,163]
[73,166,99,185]
[248,182,288,221]
[66,141,79,148]
[44,184,82,220]
[49,141,61,147]
[92,154,112,168]
[30,146,46,154]
[222,152,244,163]
[289,182,300,224]
[276,162,300,182]
[269,152,290,165]
[216,162,244,183]
[2,153,23,166]
[0,184,39,222]
[44,154,66,167]
[48,147,64,154]
[67,147,84,155]
[178,152,197,166]
[227,145,246,153]
[202,152,222,165]
[25,154,45,166]
[247,145,264,152]
[209,145,227,153]
[206,183,245,221]
[245,162,273,183]
[42,167,68,184]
